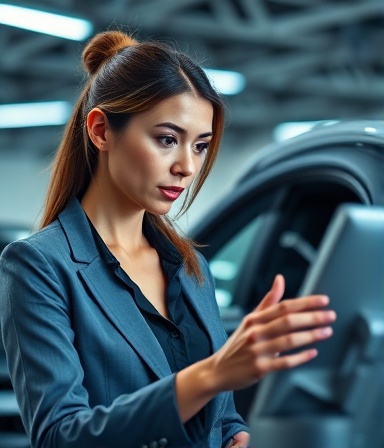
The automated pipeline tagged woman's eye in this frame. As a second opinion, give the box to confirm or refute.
[158,136,177,147]
[194,142,209,154]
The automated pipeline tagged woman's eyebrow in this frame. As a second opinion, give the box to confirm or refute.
[154,122,212,138]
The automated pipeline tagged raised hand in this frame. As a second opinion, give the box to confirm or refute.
[209,274,336,392]
[175,274,336,424]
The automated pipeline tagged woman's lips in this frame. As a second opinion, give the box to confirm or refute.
[158,186,184,201]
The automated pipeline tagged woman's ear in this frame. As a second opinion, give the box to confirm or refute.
[87,108,109,151]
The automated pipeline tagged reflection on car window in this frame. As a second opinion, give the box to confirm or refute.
[209,215,265,308]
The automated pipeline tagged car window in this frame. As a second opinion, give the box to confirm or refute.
[194,161,371,325]
[209,214,265,309]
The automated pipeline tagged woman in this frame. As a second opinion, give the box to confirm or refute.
[0,31,336,448]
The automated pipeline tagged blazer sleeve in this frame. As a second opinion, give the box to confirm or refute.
[221,393,249,446]
[0,240,192,448]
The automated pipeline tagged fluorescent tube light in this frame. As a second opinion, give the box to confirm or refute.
[0,4,93,41]
[203,68,246,95]
[0,101,72,128]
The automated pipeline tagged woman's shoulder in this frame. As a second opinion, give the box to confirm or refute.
[23,220,63,248]
[194,249,210,272]
[2,219,69,264]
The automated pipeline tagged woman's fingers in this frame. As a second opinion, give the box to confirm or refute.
[254,347,319,374]
[251,326,334,375]
[246,309,337,341]
[253,325,333,358]
[244,294,331,328]
[255,274,285,312]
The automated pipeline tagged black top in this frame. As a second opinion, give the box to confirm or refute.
[88,215,212,441]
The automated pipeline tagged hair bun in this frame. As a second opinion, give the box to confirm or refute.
[82,30,138,76]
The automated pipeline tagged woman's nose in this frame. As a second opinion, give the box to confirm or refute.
[171,149,195,177]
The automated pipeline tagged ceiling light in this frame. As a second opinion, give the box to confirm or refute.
[0,101,72,128]
[364,126,378,134]
[0,4,93,41]
[203,68,246,95]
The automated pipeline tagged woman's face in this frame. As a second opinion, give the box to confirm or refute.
[101,92,214,216]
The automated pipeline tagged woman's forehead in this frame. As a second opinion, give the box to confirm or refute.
[133,93,214,133]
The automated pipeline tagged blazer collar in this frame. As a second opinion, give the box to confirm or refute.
[58,196,99,263]
[58,197,182,266]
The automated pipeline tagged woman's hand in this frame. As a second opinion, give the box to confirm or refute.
[208,274,336,392]
[226,431,250,447]
[175,274,336,423]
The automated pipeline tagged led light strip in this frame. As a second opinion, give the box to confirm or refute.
[0,101,72,128]
[0,4,93,41]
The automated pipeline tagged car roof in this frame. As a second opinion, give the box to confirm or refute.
[236,120,384,181]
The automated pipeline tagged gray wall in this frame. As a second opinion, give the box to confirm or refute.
[0,154,50,228]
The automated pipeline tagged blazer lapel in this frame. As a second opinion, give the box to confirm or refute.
[179,270,227,352]
[58,198,172,379]
[79,259,172,379]
[179,268,230,426]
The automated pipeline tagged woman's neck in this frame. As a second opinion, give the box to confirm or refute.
[81,181,147,254]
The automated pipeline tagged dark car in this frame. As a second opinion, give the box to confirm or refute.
[190,119,384,447]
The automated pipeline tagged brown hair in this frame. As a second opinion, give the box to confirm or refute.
[40,30,225,280]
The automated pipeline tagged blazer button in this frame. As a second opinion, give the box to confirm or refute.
[158,438,168,447]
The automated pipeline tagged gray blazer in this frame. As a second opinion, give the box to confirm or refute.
[0,198,247,448]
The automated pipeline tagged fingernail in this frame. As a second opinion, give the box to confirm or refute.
[319,295,330,305]
[319,327,333,337]
[326,310,337,320]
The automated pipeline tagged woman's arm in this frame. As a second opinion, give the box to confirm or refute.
[175,274,335,422]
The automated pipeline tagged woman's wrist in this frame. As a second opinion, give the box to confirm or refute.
[175,355,222,423]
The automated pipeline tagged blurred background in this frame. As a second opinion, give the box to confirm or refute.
[1,2,384,447]
[0,0,383,232]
